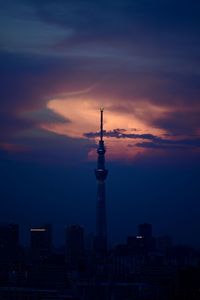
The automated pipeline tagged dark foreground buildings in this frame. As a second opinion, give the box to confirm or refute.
[65,224,85,270]
[1,111,200,299]
[30,224,52,260]
[1,221,200,299]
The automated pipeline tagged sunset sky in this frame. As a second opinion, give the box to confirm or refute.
[0,0,200,246]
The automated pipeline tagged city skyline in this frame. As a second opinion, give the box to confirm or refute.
[0,0,200,247]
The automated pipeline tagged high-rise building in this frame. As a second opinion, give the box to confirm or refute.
[94,108,108,254]
[30,224,52,258]
[65,224,84,269]
[0,223,19,249]
[138,223,152,239]
[156,235,173,252]
[137,223,155,252]
[0,223,19,261]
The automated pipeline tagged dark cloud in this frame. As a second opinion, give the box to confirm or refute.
[135,138,200,150]
[29,0,200,34]
[135,142,190,150]
[0,113,36,139]
[0,51,77,113]
[4,0,199,66]
[84,128,160,140]
[1,129,93,164]
[152,110,200,135]
[85,128,200,151]
[0,109,70,142]
[25,108,71,124]
[0,51,91,139]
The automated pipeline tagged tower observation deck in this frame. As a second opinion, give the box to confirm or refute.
[94,108,108,254]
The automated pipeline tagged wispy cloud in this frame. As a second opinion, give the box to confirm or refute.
[85,128,200,151]
[135,138,200,150]
[84,128,160,141]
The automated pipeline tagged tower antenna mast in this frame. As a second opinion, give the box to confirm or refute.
[100,107,104,141]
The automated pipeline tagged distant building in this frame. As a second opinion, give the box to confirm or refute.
[65,225,84,270]
[137,223,155,252]
[30,224,52,259]
[0,223,19,249]
[85,233,95,252]
[0,223,19,261]
[156,235,173,253]
[138,223,152,239]
[127,224,155,253]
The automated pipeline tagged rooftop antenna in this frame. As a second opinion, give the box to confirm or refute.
[100,107,104,141]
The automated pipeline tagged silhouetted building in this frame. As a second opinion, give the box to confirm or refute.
[65,225,84,270]
[138,223,152,239]
[156,235,173,253]
[126,224,155,253]
[0,287,77,300]
[30,224,52,259]
[137,223,156,252]
[0,223,19,249]
[28,254,68,289]
[0,223,19,261]
[94,108,108,254]
[85,233,94,252]
[0,223,20,285]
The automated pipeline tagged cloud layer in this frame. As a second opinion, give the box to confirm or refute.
[0,0,200,163]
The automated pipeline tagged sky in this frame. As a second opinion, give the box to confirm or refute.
[0,0,200,247]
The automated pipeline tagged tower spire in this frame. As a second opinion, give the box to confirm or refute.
[100,107,104,141]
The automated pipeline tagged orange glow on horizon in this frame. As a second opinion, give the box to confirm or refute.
[0,143,28,153]
[40,96,169,161]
